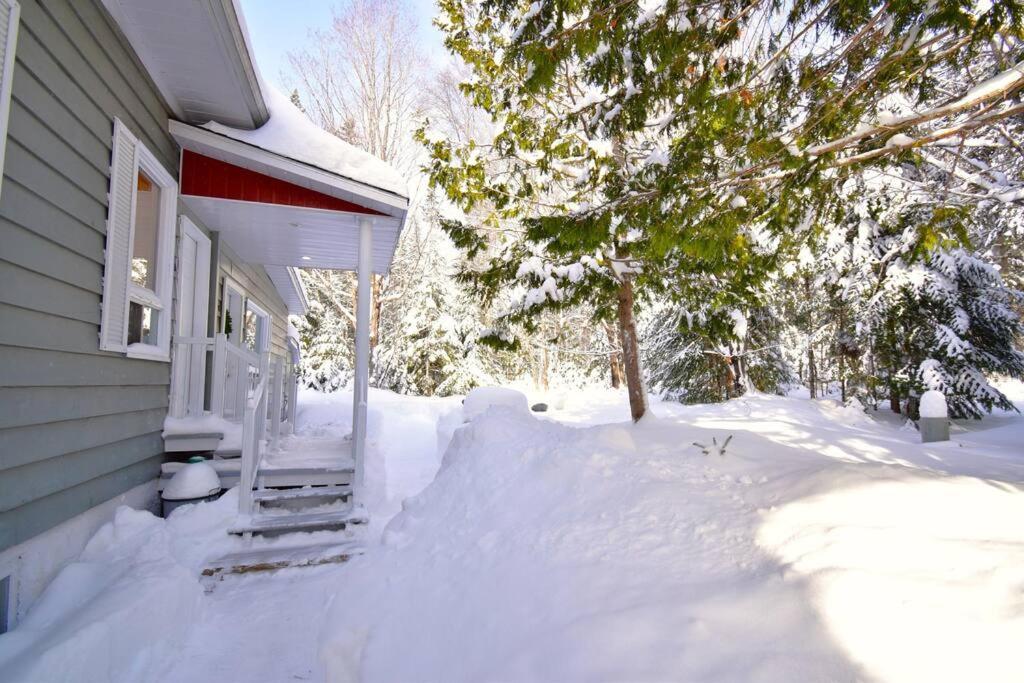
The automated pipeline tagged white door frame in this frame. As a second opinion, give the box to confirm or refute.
[171,216,211,417]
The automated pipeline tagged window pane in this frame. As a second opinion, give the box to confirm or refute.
[127,301,159,346]
[244,303,267,352]
[244,309,260,351]
[131,170,161,289]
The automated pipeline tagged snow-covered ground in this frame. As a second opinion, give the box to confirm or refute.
[2,383,1022,682]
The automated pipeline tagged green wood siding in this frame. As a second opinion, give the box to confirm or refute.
[0,0,178,552]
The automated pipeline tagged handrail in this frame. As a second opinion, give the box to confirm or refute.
[223,340,259,366]
[269,356,284,451]
[238,370,269,516]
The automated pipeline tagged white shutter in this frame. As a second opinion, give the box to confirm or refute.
[0,0,20,198]
[99,118,139,352]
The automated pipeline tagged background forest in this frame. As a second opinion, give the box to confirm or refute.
[286,0,1024,421]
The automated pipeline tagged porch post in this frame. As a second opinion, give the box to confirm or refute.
[352,217,373,493]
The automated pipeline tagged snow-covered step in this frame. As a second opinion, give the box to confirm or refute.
[158,462,354,491]
[163,432,222,453]
[253,484,352,506]
[227,507,368,536]
[201,541,364,581]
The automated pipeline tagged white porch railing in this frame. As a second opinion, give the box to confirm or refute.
[238,362,268,515]
[170,333,290,425]
[169,336,213,418]
[170,333,300,516]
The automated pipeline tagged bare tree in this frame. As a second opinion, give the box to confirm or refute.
[287,0,425,177]
[287,0,427,353]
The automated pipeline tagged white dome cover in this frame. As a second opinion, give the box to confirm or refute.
[163,461,222,501]
[920,390,948,418]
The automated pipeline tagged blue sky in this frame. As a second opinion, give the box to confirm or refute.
[239,0,447,91]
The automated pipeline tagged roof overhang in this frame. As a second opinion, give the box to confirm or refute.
[174,123,408,289]
[101,0,268,129]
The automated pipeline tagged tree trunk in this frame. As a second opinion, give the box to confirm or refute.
[615,276,648,422]
[604,321,623,388]
[808,344,817,399]
[541,346,550,393]
[889,386,901,414]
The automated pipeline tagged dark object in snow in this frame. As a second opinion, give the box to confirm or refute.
[693,435,733,457]
[531,403,548,412]
[919,417,949,443]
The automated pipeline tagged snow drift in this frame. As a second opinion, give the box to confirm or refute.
[0,507,204,682]
[319,394,1024,682]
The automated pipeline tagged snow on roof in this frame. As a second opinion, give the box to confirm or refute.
[202,86,408,198]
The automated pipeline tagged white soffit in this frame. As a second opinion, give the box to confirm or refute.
[102,0,268,129]
[184,195,402,274]
[265,265,309,316]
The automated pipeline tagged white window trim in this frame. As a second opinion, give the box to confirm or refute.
[125,143,177,361]
[244,299,271,353]
[221,277,245,346]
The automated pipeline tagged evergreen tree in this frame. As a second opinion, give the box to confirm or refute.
[645,305,792,403]
[424,0,1021,421]
[373,223,491,395]
[800,164,1024,417]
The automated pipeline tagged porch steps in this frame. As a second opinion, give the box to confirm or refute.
[253,484,352,506]
[227,506,368,536]
[200,541,364,582]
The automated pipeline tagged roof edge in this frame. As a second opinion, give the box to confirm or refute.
[223,0,269,127]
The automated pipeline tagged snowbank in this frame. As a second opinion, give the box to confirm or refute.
[462,386,530,421]
[203,87,407,197]
[759,476,1024,682]
[319,407,856,681]
[0,490,295,682]
[318,392,1024,682]
[0,508,203,682]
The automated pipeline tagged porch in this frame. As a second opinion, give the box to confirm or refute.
[159,88,408,535]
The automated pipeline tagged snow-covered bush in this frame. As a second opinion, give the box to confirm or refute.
[645,305,792,404]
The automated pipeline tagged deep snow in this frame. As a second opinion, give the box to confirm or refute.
[203,86,408,197]
[2,383,1022,682]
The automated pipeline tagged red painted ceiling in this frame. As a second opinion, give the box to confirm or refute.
[180,150,384,215]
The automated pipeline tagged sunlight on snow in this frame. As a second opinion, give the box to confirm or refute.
[757,477,1024,683]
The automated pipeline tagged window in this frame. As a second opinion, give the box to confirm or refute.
[243,301,269,352]
[219,278,271,353]
[99,119,177,359]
